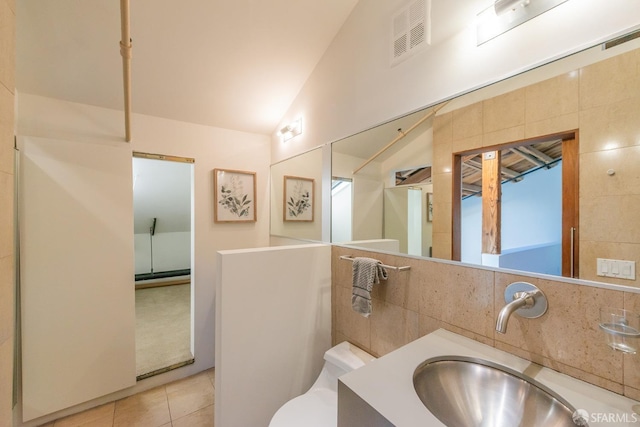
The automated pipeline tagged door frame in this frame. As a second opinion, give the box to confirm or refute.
[132,151,196,379]
[451,130,579,278]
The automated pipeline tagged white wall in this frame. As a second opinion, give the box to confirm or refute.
[272,0,640,162]
[134,231,191,274]
[215,244,331,427]
[343,239,400,252]
[269,235,317,246]
[384,187,409,253]
[16,93,271,423]
[332,152,384,241]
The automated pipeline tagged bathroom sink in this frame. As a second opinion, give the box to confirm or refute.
[413,356,586,427]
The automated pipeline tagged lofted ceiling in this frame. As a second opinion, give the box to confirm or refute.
[16,0,359,136]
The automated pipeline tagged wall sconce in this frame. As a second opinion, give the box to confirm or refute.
[477,0,569,45]
[279,118,302,142]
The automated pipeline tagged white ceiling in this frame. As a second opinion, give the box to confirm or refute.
[16,0,359,136]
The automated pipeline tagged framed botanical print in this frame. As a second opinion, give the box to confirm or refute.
[426,192,433,222]
[283,175,314,222]
[214,168,257,223]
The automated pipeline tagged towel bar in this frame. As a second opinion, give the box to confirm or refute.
[339,255,411,271]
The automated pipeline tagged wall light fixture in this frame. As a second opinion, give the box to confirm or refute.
[477,0,569,45]
[280,118,302,142]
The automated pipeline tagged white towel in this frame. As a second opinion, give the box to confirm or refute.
[351,257,388,317]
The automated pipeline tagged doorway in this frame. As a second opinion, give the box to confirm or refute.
[383,186,429,256]
[453,133,579,278]
[132,152,195,379]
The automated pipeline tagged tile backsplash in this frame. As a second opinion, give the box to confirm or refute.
[332,245,640,400]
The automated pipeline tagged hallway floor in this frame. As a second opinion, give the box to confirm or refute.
[40,368,215,427]
[136,284,192,377]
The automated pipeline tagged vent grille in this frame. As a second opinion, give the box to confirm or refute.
[393,11,409,58]
[410,23,425,49]
[604,29,640,50]
[391,0,430,66]
[394,34,408,58]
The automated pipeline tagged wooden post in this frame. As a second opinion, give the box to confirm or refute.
[482,151,501,254]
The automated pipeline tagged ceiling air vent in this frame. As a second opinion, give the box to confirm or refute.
[391,0,431,66]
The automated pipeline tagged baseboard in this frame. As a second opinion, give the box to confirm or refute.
[135,279,190,290]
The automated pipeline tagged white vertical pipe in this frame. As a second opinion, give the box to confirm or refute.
[120,0,132,142]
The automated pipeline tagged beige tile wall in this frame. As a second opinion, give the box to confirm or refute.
[0,1,15,427]
[432,47,640,288]
[332,245,640,400]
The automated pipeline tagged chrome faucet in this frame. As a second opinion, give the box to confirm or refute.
[496,283,547,334]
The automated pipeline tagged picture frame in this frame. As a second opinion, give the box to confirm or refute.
[283,175,314,222]
[426,192,433,223]
[213,168,257,223]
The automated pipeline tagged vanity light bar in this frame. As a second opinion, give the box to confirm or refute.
[477,0,568,46]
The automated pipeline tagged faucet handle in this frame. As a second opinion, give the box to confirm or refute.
[504,282,548,319]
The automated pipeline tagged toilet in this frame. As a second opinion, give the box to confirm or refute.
[269,341,376,427]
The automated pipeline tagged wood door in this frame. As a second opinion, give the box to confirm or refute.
[562,137,579,277]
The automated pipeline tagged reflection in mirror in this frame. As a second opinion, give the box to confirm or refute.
[332,37,640,287]
[331,107,435,256]
[270,147,324,241]
[331,177,352,242]
[396,166,432,185]
[384,185,432,256]
[132,153,194,379]
[458,141,563,276]
[435,41,640,286]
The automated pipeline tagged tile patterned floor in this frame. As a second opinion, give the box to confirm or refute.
[40,369,215,427]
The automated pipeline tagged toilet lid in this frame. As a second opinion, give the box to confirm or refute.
[269,388,337,427]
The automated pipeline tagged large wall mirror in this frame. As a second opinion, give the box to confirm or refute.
[330,35,640,288]
[331,108,434,255]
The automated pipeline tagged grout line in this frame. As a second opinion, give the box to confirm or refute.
[165,385,173,423]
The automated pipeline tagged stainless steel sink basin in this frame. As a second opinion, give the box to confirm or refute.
[413,356,586,427]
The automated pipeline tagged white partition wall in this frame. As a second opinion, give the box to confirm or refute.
[19,136,136,421]
[215,243,331,427]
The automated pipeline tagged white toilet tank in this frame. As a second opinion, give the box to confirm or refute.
[269,341,375,427]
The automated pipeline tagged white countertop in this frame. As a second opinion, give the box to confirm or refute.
[339,329,640,427]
